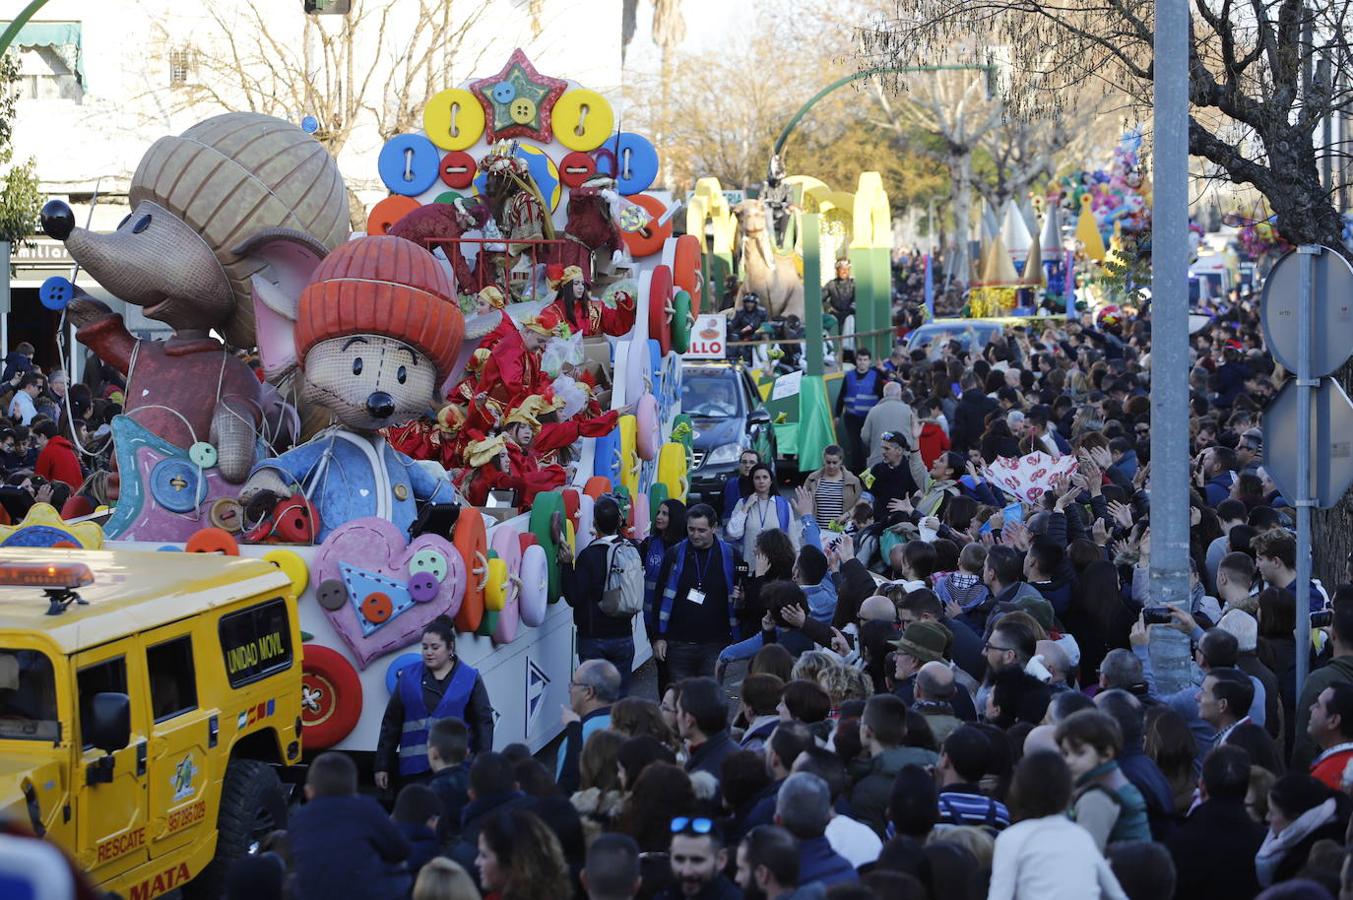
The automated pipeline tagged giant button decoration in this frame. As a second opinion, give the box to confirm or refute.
[151,458,206,513]
[423,88,486,150]
[553,89,615,152]
[378,133,442,196]
[439,151,477,189]
[595,132,659,195]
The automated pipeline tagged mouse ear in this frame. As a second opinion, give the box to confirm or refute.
[234,228,330,379]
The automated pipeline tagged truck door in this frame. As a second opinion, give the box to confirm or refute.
[73,644,150,880]
[142,628,213,859]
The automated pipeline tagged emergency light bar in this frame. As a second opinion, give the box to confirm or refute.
[0,562,94,590]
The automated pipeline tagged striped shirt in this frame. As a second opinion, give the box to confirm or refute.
[936,787,1011,832]
[814,477,845,522]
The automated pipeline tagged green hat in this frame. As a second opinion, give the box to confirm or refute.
[889,620,949,664]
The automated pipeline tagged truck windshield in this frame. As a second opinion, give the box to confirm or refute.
[0,649,59,742]
[682,375,742,418]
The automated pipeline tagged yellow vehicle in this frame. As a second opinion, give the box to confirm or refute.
[0,548,303,900]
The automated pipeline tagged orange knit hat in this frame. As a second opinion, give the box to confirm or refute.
[295,235,465,378]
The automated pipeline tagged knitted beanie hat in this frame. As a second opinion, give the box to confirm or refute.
[294,235,464,378]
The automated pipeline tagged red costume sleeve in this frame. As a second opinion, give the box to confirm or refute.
[597,293,636,337]
[75,313,137,375]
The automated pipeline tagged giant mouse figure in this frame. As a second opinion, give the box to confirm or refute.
[238,234,466,542]
[39,112,348,481]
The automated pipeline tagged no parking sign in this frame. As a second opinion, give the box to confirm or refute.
[684,314,726,359]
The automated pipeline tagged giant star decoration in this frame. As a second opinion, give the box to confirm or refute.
[469,48,568,144]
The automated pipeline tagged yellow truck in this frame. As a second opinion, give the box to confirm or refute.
[0,548,304,899]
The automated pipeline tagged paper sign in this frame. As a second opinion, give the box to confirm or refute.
[771,370,803,401]
[685,314,727,359]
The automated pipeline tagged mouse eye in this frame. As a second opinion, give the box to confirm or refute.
[397,365,407,385]
[132,214,152,234]
[352,358,363,376]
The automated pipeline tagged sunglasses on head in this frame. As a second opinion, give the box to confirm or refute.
[670,817,715,835]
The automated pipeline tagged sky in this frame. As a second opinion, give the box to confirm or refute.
[621,0,757,73]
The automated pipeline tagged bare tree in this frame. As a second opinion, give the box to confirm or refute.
[859,0,1353,579]
[870,70,1004,286]
[153,0,492,228]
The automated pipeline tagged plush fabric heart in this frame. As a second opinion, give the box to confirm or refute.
[313,517,466,668]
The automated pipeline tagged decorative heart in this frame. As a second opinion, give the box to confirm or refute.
[313,517,466,669]
[988,452,1079,507]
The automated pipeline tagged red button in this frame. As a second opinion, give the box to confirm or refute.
[559,151,597,189]
[360,592,393,623]
[440,151,477,189]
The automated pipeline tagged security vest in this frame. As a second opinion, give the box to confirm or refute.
[397,660,478,775]
[842,369,881,417]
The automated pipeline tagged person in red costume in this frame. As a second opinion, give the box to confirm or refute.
[473,285,519,353]
[479,308,558,408]
[543,265,636,338]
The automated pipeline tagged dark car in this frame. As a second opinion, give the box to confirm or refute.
[682,361,777,511]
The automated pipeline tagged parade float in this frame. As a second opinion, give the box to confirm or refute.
[23,50,695,756]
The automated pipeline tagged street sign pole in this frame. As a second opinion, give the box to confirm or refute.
[1148,0,1193,693]
[1296,245,1319,694]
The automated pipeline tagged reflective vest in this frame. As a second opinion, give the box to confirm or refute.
[397,660,478,776]
[842,369,880,418]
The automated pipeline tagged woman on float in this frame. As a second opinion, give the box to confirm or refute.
[374,616,495,790]
[544,265,635,338]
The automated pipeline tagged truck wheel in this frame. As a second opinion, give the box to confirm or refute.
[183,759,286,900]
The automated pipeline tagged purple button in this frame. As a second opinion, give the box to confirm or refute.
[408,571,439,602]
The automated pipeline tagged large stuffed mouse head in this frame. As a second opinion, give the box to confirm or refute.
[246,233,464,433]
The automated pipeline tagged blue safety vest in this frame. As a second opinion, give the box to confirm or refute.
[842,369,880,418]
[397,660,478,776]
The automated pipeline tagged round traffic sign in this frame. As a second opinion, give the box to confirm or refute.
[1260,246,1353,377]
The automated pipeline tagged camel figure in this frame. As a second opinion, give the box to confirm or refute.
[733,201,804,319]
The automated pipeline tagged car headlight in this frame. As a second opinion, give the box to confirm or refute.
[704,443,743,467]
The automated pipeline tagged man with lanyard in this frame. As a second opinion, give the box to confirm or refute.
[653,504,738,693]
[835,348,885,473]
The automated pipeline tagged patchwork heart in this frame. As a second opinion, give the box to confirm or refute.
[313,517,466,668]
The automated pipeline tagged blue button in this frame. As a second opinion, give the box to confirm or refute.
[150,459,205,513]
[377,134,442,197]
[40,276,74,311]
[491,81,517,103]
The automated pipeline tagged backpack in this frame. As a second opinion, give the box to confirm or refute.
[599,536,645,617]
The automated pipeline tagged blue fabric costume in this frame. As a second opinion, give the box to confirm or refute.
[251,430,458,542]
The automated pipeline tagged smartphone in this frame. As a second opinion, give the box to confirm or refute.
[1312,610,1334,628]
[1142,607,1173,625]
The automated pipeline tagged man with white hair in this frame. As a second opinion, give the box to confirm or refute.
[1218,609,1282,740]
[860,380,914,468]
[774,773,857,887]
[1034,640,1073,688]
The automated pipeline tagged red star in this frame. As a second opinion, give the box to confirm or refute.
[469,48,568,144]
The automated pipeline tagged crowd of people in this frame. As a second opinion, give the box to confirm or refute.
[0,341,125,523]
[128,270,1350,900]
[14,236,1352,900]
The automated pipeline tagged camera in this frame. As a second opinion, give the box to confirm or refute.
[1142,607,1173,625]
[1312,610,1333,628]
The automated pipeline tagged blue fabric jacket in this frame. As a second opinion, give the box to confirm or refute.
[797,835,859,887]
[251,431,457,542]
[289,795,410,900]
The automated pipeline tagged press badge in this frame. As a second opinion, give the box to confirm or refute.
[687,589,707,605]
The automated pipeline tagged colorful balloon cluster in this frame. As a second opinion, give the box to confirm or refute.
[1048,131,1153,241]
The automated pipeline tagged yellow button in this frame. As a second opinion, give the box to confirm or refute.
[423,88,485,151]
[394,484,409,501]
[264,549,310,596]
[509,97,537,125]
[553,89,615,152]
